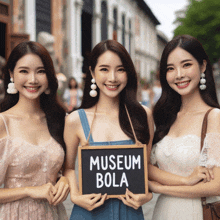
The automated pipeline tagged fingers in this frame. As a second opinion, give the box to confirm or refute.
[52,184,69,205]
[92,193,107,210]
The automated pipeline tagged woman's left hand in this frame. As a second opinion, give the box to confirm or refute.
[119,188,153,210]
[52,176,70,205]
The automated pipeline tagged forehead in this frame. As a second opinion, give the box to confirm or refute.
[15,54,43,68]
[96,50,122,66]
[167,47,196,64]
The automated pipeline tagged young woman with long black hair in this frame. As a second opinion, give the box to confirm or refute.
[149,35,220,219]
[64,40,153,220]
[0,41,69,219]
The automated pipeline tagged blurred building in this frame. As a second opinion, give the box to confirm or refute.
[0,0,168,83]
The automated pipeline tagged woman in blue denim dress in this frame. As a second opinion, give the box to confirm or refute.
[64,40,153,220]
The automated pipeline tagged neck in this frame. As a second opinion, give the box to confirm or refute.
[180,90,208,113]
[14,97,43,117]
[96,95,120,114]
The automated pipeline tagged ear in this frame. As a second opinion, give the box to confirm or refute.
[201,60,207,73]
[89,66,95,79]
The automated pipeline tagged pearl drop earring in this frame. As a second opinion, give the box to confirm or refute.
[199,72,206,90]
[89,78,97,97]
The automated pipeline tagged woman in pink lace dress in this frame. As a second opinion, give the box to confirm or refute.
[0,42,69,220]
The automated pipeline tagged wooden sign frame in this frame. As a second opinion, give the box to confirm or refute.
[78,144,148,198]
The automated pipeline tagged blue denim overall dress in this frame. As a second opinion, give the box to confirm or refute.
[70,109,144,220]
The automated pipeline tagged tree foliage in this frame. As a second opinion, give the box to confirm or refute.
[174,0,220,64]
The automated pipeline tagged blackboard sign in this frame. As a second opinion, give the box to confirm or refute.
[78,144,148,198]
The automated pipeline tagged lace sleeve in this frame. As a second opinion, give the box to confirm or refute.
[0,137,10,185]
[150,144,157,165]
[199,133,220,168]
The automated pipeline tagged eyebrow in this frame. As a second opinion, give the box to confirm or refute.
[98,64,124,68]
[167,59,192,66]
[18,66,45,69]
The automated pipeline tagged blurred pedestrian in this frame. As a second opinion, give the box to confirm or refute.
[141,81,153,108]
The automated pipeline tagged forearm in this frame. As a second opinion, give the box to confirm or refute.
[0,187,29,203]
[149,164,187,186]
[64,169,80,199]
[158,181,220,198]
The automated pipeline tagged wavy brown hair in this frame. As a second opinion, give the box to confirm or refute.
[153,35,219,145]
[1,41,66,152]
[80,40,150,144]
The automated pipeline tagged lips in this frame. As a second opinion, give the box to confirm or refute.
[24,86,40,92]
[105,84,119,90]
[175,81,190,88]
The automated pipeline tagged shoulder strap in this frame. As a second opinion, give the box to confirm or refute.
[78,109,94,143]
[84,104,142,146]
[200,108,213,151]
[0,114,10,136]
[200,108,213,206]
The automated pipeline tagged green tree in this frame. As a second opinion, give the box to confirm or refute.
[174,0,220,64]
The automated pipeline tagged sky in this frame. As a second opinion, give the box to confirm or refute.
[144,0,188,40]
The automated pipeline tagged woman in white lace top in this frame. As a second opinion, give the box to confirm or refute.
[148,35,220,220]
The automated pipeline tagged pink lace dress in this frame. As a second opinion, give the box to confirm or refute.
[0,115,68,220]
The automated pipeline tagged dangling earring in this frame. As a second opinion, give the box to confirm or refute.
[44,88,50,95]
[7,78,18,94]
[199,72,206,90]
[89,78,97,97]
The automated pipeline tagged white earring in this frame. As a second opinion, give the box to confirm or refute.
[199,72,206,90]
[7,78,18,94]
[89,78,97,97]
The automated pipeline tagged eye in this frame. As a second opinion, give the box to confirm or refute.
[100,68,108,72]
[118,68,125,72]
[166,67,174,72]
[19,69,28,74]
[183,63,192,67]
[37,69,46,74]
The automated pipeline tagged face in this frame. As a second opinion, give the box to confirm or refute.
[91,50,127,99]
[11,53,49,100]
[70,79,76,88]
[166,47,206,96]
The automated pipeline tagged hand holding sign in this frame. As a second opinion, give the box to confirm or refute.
[119,188,153,210]
[71,193,107,211]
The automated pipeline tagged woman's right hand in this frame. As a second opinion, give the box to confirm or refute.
[27,183,57,204]
[185,166,214,185]
[71,193,107,211]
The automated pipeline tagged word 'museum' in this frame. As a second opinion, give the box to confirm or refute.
[90,155,141,188]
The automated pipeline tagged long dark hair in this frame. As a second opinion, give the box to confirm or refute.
[80,40,150,144]
[1,41,66,152]
[153,35,219,145]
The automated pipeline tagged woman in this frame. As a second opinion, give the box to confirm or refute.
[0,41,69,219]
[63,77,82,112]
[64,40,153,220]
[149,35,220,219]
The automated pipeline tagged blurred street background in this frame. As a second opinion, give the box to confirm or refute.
[1,0,220,219]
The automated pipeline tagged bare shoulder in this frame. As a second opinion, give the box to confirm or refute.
[0,113,8,138]
[207,108,220,132]
[65,110,81,128]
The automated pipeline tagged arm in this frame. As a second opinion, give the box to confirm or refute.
[63,111,107,211]
[149,108,220,198]
[149,166,220,198]
[120,106,154,209]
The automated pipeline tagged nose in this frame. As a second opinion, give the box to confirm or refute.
[109,69,116,82]
[176,67,184,79]
[30,72,38,83]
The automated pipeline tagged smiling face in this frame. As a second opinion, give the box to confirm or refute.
[91,50,128,100]
[11,53,49,101]
[166,47,206,97]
